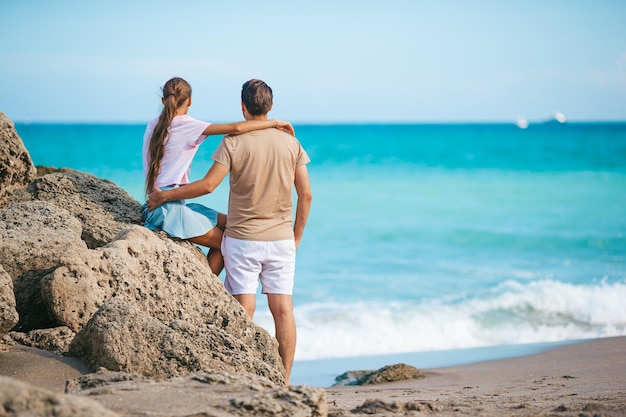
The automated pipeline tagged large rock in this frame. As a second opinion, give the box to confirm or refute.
[0,264,19,338]
[70,299,285,384]
[9,326,75,355]
[0,376,120,417]
[10,171,143,249]
[0,201,86,330]
[0,112,36,208]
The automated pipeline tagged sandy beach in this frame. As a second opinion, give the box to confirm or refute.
[327,336,626,416]
[1,336,624,416]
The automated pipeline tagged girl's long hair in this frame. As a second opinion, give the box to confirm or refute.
[145,77,192,194]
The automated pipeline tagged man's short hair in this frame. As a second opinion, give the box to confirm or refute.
[241,79,273,116]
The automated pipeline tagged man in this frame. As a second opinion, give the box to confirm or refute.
[147,79,312,385]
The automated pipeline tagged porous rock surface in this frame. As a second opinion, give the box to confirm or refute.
[0,376,120,417]
[0,264,18,335]
[9,170,144,249]
[70,292,284,383]
[0,111,36,208]
[333,363,424,386]
[0,201,87,331]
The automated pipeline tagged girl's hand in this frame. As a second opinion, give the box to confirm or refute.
[275,120,295,136]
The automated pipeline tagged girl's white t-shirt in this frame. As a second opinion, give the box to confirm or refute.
[142,115,211,189]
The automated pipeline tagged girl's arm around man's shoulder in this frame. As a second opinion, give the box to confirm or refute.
[202,120,295,137]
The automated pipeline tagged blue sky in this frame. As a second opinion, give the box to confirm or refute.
[1,1,625,123]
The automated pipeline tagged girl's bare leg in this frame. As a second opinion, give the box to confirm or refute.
[189,213,227,275]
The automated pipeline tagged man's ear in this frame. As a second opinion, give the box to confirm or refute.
[188,97,192,107]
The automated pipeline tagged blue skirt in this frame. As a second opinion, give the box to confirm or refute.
[143,186,219,239]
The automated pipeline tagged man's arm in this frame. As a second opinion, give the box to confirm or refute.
[293,165,312,249]
[146,162,229,210]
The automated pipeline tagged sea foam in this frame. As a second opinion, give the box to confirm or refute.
[255,279,626,360]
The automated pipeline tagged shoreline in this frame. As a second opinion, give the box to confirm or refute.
[292,338,584,387]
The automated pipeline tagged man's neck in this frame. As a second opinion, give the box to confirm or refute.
[245,115,268,121]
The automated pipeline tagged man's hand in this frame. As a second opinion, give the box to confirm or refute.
[146,188,166,211]
[275,120,295,136]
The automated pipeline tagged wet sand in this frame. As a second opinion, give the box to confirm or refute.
[0,344,90,392]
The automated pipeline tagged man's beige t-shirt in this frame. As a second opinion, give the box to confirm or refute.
[212,128,310,241]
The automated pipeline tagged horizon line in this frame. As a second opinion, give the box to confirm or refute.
[10,118,626,126]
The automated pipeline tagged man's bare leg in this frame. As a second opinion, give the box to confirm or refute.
[268,293,296,385]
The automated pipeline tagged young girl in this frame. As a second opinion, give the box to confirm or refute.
[142,77,294,275]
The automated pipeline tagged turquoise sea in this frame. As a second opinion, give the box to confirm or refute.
[15,121,626,386]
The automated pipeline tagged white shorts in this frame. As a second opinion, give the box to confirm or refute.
[222,236,296,295]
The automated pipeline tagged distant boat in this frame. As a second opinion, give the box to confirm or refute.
[514,112,566,128]
[552,111,567,123]
[545,111,567,123]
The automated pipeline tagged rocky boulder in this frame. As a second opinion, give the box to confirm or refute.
[0,264,18,337]
[9,326,75,355]
[70,299,285,383]
[0,111,36,208]
[10,170,143,249]
[0,376,120,417]
[333,363,424,386]
[0,201,87,330]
